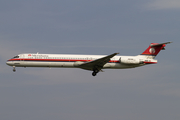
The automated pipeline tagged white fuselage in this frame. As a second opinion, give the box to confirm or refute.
[6,53,157,70]
[6,42,171,76]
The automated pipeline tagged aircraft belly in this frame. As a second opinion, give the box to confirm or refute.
[11,61,142,69]
[16,61,75,68]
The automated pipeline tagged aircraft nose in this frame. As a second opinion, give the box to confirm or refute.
[6,61,13,66]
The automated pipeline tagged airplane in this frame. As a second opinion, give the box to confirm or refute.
[6,42,171,76]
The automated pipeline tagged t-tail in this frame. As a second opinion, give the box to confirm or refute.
[139,42,172,59]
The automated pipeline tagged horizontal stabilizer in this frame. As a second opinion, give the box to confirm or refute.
[150,42,172,47]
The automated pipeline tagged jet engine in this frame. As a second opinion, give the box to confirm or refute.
[120,57,143,64]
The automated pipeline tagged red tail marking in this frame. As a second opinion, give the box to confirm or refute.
[141,43,166,56]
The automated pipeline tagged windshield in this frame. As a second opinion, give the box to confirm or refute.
[13,56,19,58]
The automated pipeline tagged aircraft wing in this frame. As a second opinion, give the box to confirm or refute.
[79,53,119,71]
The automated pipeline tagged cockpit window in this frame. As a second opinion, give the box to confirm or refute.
[13,56,19,58]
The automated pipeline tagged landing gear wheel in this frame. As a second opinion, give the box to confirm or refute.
[92,72,97,76]
[92,68,100,76]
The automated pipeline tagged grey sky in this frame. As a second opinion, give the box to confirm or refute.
[0,0,180,120]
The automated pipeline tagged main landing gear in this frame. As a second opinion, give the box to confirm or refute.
[13,66,16,72]
[92,69,99,76]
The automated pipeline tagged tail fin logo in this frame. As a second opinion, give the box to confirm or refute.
[149,48,155,54]
[141,42,172,57]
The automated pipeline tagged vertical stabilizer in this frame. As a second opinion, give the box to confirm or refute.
[140,42,172,58]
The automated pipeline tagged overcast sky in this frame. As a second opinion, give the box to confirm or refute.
[0,0,180,120]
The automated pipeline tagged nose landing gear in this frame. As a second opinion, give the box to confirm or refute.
[13,66,16,72]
